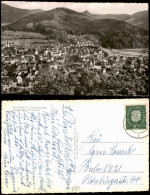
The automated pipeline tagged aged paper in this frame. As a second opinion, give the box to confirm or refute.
[1,99,149,193]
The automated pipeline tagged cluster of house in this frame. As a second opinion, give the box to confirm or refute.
[1,40,105,70]
[1,40,149,91]
[98,54,148,78]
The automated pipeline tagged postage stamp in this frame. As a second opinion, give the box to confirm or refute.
[124,105,149,139]
[126,105,146,130]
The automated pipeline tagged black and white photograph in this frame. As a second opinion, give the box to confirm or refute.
[1,1,149,95]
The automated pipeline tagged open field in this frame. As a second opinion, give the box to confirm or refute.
[1,30,48,45]
[1,30,46,38]
[1,38,49,46]
[105,48,149,57]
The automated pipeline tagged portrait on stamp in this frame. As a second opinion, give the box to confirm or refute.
[126,105,146,130]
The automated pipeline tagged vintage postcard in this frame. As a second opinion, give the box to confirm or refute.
[1,2,149,96]
[1,99,149,193]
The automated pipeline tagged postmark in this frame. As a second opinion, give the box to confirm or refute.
[124,105,149,139]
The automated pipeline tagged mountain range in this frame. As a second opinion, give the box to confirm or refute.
[1,3,149,48]
[1,3,148,30]
[82,10,148,30]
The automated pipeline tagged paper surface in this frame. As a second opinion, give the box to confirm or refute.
[1,99,149,193]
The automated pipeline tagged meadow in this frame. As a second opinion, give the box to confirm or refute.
[105,48,148,57]
[1,30,48,45]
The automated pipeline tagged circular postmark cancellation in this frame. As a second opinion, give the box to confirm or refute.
[124,105,149,139]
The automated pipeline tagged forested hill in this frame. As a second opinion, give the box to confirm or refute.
[125,10,148,30]
[2,7,149,49]
[82,10,148,30]
[1,3,42,25]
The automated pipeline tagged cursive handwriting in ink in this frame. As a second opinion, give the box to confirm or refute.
[79,129,102,151]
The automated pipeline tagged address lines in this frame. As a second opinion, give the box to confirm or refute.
[81,141,144,156]
[80,141,146,174]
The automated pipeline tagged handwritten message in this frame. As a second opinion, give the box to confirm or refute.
[3,105,75,193]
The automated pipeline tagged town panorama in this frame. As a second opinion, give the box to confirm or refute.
[1,2,149,95]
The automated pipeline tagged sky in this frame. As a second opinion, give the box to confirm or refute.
[2,1,148,15]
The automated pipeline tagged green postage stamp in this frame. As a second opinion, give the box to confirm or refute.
[126,105,146,130]
[125,105,148,139]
